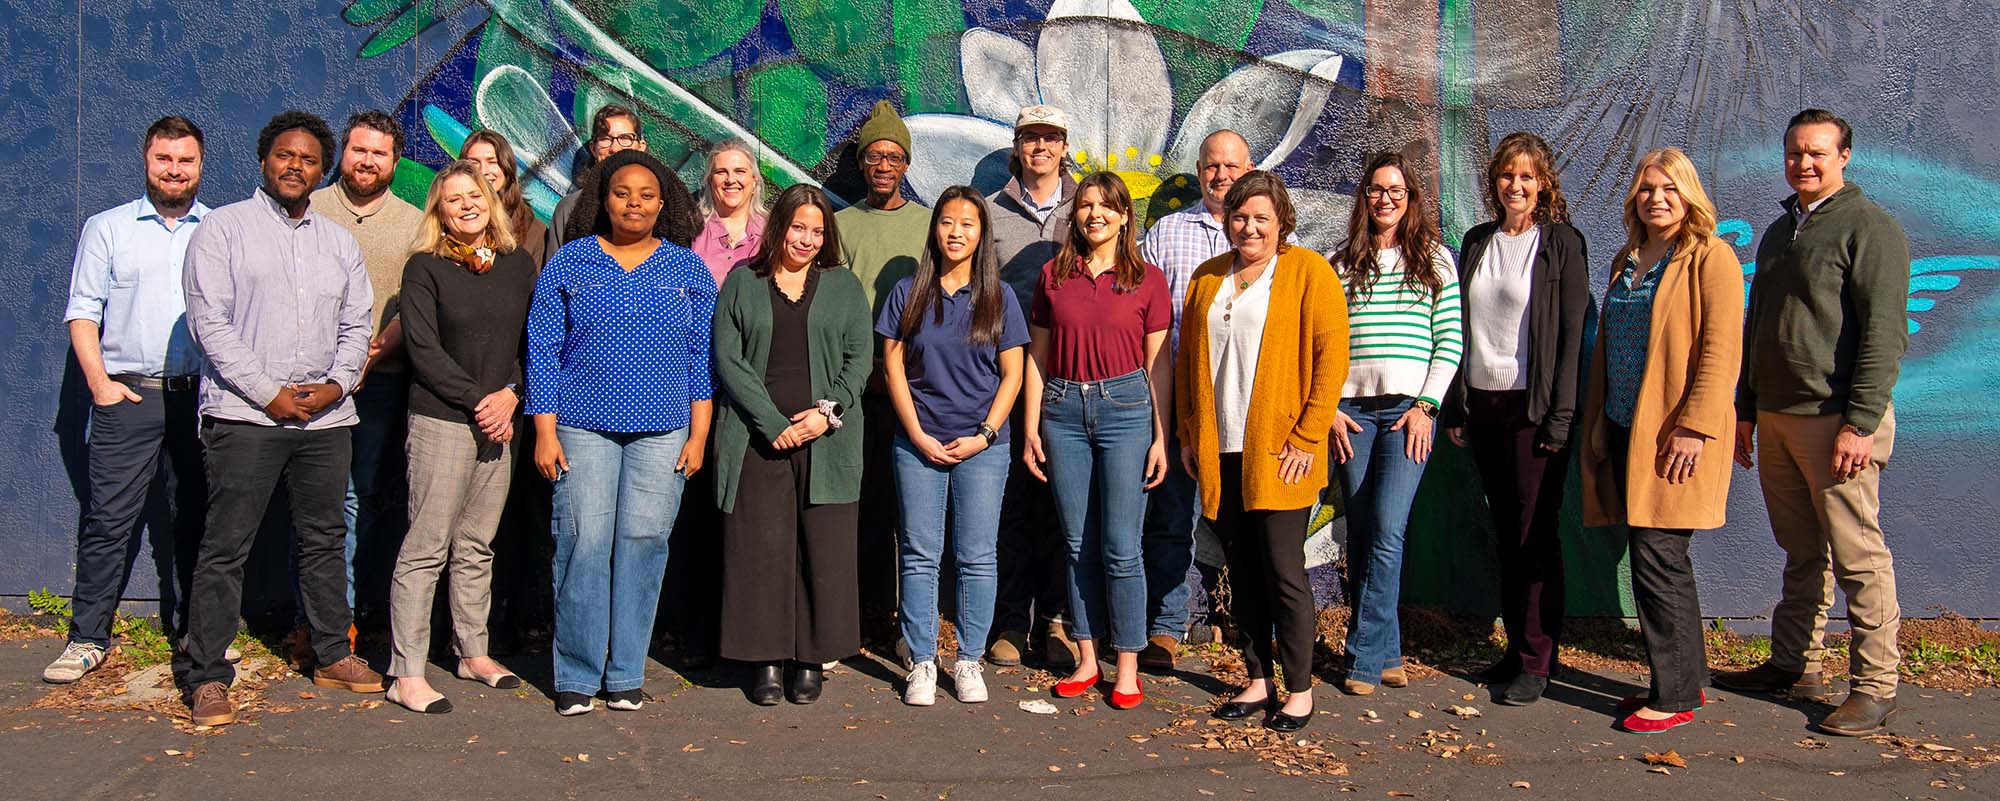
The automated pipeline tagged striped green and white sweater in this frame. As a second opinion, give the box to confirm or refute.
[1339,246,1463,405]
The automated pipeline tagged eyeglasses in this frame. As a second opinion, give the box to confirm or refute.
[1015,131,1066,145]
[861,151,909,167]
[1363,186,1408,201]
[594,133,641,149]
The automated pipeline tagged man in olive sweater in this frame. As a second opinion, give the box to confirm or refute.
[1720,109,1911,736]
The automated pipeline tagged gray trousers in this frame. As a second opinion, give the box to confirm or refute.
[389,414,512,678]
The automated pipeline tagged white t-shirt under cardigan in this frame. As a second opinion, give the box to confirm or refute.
[1339,246,1464,405]
[1206,256,1277,454]
[1463,226,1538,391]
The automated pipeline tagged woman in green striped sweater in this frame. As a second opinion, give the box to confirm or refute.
[1330,152,1464,696]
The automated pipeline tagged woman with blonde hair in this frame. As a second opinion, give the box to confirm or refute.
[1579,147,1742,734]
[386,161,536,713]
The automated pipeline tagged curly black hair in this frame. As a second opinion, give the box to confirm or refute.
[562,149,700,247]
[256,110,335,165]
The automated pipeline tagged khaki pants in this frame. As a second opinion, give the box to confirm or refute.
[389,415,512,678]
[1756,407,1900,697]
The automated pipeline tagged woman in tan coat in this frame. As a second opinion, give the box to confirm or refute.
[1579,147,1742,734]
[1176,171,1348,732]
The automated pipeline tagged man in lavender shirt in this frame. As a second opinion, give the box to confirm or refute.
[172,111,384,727]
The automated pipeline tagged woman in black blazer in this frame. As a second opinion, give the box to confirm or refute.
[1441,132,1589,706]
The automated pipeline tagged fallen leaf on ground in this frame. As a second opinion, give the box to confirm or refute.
[1018,700,1058,715]
[1047,765,1061,773]
[1511,781,1532,789]
[680,744,704,753]
[1446,705,1482,718]
[1647,767,1671,775]
[1920,743,1958,752]
[1405,709,1424,719]
[1730,756,1744,764]
[1643,750,1688,768]
[297,692,316,699]
[576,753,590,763]
[163,749,182,756]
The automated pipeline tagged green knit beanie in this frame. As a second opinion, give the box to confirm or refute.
[855,100,911,159]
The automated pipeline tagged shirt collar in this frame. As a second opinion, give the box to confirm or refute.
[135,195,209,224]
[255,187,313,229]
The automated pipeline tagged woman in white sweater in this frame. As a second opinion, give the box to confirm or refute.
[1328,152,1463,696]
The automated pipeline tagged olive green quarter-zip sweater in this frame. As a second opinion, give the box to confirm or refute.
[1737,183,1910,435]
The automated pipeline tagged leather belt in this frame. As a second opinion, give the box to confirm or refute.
[112,374,200,392]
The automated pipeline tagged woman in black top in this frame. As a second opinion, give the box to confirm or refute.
[386,161,537,713]
[1440,132,1590,705]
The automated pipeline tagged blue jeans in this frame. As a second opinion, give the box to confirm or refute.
[893,435,1008,665]
[550,425,689,694]
[1141,433,1199,639]
[1337,396,1430,684]
[1040,369,1153,654]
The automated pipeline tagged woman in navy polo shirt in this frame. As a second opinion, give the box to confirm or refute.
[526,150,711,717]
[878,186,1029,707]
[1023,172,1172,710]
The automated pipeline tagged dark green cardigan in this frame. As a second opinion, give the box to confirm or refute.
[711,266,873,513]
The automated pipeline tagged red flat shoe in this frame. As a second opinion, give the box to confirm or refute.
[1109,678,1144,710]
[1053,671,1100,699]
[1617,709,1696,734]
[1617,689,1705,714]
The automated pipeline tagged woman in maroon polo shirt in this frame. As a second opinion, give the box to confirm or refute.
[1022,171,1172,710]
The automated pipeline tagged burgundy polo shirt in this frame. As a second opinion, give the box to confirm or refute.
[1028,258,1172,382]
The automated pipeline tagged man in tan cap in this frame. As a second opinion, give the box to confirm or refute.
[836,100,930,646]
[984,104,1081,670]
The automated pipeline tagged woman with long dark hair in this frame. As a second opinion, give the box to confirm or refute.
[1330,152,1464,696]
[1441,132,1590,705]
[879,186,1028,706]
[712,184,872,706]
[526,150,712,716]
[460,130,550,267]
[1023,171,1172,710]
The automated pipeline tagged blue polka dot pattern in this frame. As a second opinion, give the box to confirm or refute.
[1602,247,1672,427]
[525,236,716,433]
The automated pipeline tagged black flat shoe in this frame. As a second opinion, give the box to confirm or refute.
[787,661,824,705]
[1498,673,1548,706]
[748,662,784,706]
[1475,656,1520,685]
[1212,699,1271,720]
[1265,708,1313,733]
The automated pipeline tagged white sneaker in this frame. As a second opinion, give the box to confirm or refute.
[42,642,108,683]
[953,659,988,703]
[903,661,938,706]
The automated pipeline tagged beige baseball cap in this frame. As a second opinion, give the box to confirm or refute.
[1014,104,1069,133]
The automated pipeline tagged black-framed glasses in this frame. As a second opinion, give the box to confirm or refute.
[1363,185,1408,201]
[861,151,909,167]
[594,133,641,149]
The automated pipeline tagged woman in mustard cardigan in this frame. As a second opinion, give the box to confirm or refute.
[1175,171,1348,732]
[1579,147,1742,734]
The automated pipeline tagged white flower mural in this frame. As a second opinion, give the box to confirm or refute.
[903,0,1356,248]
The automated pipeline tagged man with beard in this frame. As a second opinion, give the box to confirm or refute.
[835,101,930,652]
[307,111,423,643]
[47,117,212,684]
[176,111,383,726]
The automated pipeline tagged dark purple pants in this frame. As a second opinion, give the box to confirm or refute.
[1464,388,1568,676]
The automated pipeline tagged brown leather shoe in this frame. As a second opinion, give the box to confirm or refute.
[1138,635,1179,672]
[1041,620,1079,671]
[189,681,236,726]
[285,624,315,671]
[1711,661,1830,701]
[1380,665,1408,688]
[1819,691,1898,736]
[312,654,386,693]
[987,630,1027,667]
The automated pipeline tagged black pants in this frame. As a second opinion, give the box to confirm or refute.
[663,440,723,656]
[856,393,900,621]
[993,400,1068,635]
[72,384,206,647]
[491,422,555,639]
[174,420,353,688]
[1607,422,1705,712]
[344,374,408,626]
[1465,388,1568,676]
[720,443,860,663]
[1213,454,1315,693]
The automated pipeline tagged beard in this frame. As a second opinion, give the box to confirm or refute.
[146,175,199,208]
[342,167,392,199]
[262,172,312,206]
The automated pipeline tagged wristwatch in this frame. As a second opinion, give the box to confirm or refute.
[814,399,845,430]
[1413,399,1439,419]
[977,423,999,445]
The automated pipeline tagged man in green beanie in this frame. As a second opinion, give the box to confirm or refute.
[836,100,929,653]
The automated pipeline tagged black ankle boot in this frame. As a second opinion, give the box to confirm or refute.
[787,661,824,705]
[748,662,784,706]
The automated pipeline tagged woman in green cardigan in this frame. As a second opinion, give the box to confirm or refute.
[712,184,873,706]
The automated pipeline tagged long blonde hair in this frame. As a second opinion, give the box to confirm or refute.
[1619,147,1716,257]
[413,160,518,257]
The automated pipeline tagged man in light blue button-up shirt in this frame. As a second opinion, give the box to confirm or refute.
[45,117,214,686]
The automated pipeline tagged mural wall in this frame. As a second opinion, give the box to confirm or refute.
[3,0,1995,619]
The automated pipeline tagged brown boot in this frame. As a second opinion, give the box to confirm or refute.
[1138,635,1179,673]
[987,630,1027,667]
[285,624,315,671]
[312,654,386,693]
[1819,691,1898,736]
[189,681,236,726]
[1380,665,1408,688]
[1711,661,1830,701]
[1042,619,1079,671]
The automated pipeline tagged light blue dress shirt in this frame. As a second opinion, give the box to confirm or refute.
[63,196,212,377]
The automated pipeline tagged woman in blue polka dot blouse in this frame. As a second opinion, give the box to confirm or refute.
[524,150,712,717]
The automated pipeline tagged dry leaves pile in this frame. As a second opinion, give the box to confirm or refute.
[1155,716,1352,778]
